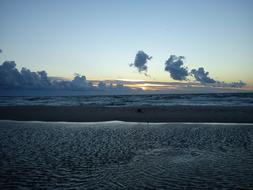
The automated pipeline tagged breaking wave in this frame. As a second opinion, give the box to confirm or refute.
[0,93,253,106]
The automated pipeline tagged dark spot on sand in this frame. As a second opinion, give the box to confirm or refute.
[137,108,142,113]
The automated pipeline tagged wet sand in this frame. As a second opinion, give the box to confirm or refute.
[1,121,253,189]
[0,106,253,123]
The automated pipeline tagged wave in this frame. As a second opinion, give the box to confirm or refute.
[0,93,253,107]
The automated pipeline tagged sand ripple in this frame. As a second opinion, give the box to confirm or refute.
[0,121,253,189]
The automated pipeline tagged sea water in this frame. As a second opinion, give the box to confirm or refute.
[0,121,253,189]
[0,93,253,107]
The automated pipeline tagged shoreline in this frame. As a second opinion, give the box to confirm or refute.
[0,106,253,123]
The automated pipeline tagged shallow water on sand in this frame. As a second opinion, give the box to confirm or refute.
[1,121,253,189]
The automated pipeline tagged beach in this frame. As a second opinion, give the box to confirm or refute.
[1,121,253,189]
[0,105,253,123]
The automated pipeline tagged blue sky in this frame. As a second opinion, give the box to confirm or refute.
[0,0,253,86]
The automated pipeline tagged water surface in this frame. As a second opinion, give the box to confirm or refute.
[0,93,253,106]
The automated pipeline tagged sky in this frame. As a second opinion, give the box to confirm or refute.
[0,0,253,94]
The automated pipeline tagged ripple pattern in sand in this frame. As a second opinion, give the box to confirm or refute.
[0,121,253,189]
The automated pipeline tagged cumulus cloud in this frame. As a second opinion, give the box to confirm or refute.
[190,67,246,88]
[165,55,189,80]
[0,61,135,93]
[0,55,247,94]
[21,68,51,88]
[164,54,246,88]
[0,61,21,87]
[0,61,52,89]
[0,61,94,90]
[71,74,90,89]
[130,51,152,76]
[191,67,216,84]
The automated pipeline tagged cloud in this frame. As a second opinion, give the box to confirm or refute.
[71,74,90,89]
[130,51,152,76]
[0,61,53,89]
[190,67,246,88]
[216,80,246,88]
[0,61,24,88]
[229,81,246,88]
[0,61,136,94]
[20,68,52,88]
[165,55,189,80]
[164,54,246,88]
[98,81,106,89]
[191,67,216,84]
[0,54,247,96]
[0,49,2,53]
[0,61,95,90]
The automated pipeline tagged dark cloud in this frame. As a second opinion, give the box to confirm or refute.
[165,55,189,80]
[0,61,22,88]
[130,51,152,76]
[71,74,90,89]
[0,56,247,94]
[229,81,246,88]
[164,54,246,88]
[0,49,2,53]
[0,61,87,89]
[191,67,246,88]
[20,68,52,88]
[217,81,246,88]
[0,61,135,93]
[191,67,216,84]
[0,61,53,89]
[98,81,106,89]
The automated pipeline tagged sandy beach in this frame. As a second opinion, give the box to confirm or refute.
[0,121,252,189]
[0,105,252,123]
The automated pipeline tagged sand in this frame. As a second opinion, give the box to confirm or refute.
[0,105,253,123]
[1,121,253,189]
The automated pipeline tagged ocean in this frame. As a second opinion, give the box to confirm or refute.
[1,121,253,189]
[0,93,253,106]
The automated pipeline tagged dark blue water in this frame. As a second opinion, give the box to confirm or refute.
[1,121,253,189]
[0,93,253,106]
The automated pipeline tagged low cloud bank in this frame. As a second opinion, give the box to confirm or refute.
[0,61,52,89]
[0,61,133,92]
[216,81,246,88]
